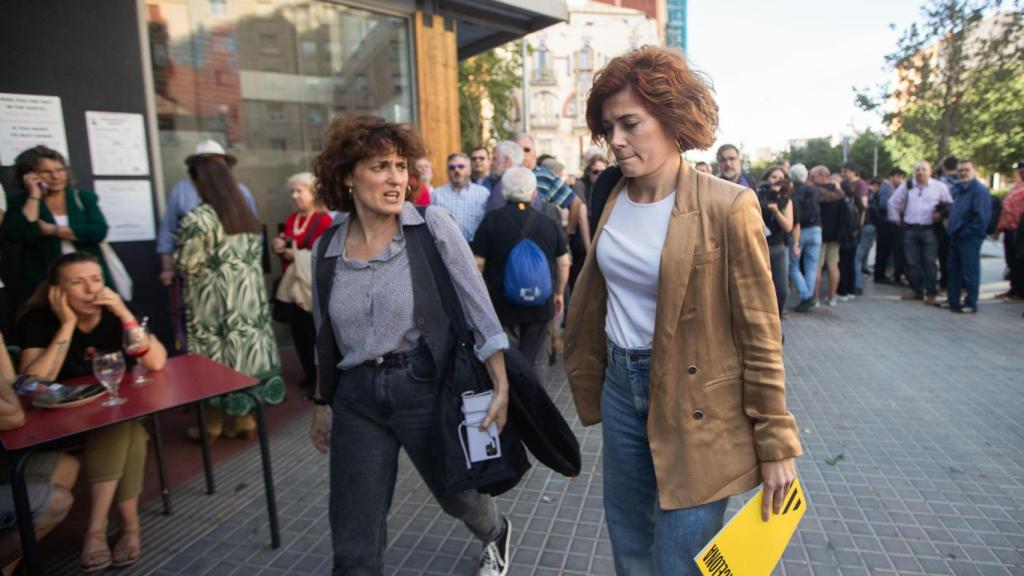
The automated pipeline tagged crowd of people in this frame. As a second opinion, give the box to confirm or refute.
[0,41,1018,576]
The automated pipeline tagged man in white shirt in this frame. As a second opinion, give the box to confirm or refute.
[430,153,491,241]
[887,161,953,303]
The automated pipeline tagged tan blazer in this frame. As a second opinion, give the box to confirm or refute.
[564,159,802,509]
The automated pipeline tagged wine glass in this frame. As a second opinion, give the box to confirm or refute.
[122,319,152,386]
[92,351,127,407]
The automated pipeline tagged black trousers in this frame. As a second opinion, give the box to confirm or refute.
[893,227,907,282]
[838,242,858,296]
[935,222,950,290]
[874,222,898,281]
[289,309,317,393]
[1007,230,1024,296]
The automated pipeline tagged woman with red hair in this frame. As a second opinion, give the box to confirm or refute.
[564,46,802,575]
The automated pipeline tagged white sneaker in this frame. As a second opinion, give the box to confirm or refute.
[478,518,511,576]
[838,295,849,302]
[827,298,838,307]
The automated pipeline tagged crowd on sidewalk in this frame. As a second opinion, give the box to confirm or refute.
[0,41,1020,576]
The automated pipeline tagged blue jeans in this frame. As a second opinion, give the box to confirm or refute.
[789,226,822,301]
[947,235,984,308]
[602,341,728,576]
[855,223,876,290]
[329,345,502,575]
[903,225,939,297]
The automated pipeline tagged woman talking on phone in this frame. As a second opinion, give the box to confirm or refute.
[564,46,801,575]
[16,252,167,571]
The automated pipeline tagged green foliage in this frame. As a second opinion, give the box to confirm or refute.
[784,138,844,172]
[458,42,523,153]
[849,131,896,177]
[855,1,1024,175]
[783,132,898,177]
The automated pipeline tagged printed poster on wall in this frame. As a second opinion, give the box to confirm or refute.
[0,93,69,165]
[95,179,156,242]
[86,111,150,176]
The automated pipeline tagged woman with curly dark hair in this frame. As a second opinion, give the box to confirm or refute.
[307,115,515,576]
[564,46,802,575]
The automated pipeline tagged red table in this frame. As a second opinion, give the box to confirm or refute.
[0,355,281,575]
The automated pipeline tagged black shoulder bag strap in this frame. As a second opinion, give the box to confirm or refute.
[517,206,540,240]
[587,165,623,234]
[313,223,342,403]
[407,207,471,340]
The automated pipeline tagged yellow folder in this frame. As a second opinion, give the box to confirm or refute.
[694,478,807,576]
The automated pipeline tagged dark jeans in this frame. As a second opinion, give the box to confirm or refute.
[837,242,857,296]
[874,221,899,281]
[289,310,317,392]
[768,243,789,314]
[329,345,502,575]
[947,235,985,308]
[903,225,939,297]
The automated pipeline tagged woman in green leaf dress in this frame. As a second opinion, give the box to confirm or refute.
[175,155,283,441]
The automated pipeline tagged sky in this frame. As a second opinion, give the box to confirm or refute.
[685,0,928,160]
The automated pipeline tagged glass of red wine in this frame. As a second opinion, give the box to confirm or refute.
[123,318,152,386]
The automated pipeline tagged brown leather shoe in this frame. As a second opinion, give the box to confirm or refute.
[923,296,936,306]
[900,293,922,301]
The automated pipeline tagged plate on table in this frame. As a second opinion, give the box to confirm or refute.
[32,384,108,409]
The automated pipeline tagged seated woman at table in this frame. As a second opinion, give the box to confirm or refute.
[0,331,80,576]
[14,252,167,572]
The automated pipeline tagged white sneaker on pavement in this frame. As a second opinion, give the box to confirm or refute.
[478,518,511,576]
[828,298,838,307]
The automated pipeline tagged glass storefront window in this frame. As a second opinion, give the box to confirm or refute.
[147,0,414,253]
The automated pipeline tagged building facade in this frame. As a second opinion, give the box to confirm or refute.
[520,0,660,175]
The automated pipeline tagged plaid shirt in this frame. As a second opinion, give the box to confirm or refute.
[430,182,491,241]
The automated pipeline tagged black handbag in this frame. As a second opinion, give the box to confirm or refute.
[405,220,531,497]
[409,209,581,491]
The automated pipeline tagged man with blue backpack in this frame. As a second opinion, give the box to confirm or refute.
[472,167,570,373]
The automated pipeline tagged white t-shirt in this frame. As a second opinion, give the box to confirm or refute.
[52,214,77,255]
[596,188,675,349]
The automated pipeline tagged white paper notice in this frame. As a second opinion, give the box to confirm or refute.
[95,180,156,242]
[86,111,150,176]
[0,93,69,165]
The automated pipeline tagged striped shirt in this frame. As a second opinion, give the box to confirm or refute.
[535,166,575,209]
[430,182,491,241]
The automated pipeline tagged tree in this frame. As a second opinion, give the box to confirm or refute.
[784,138,844,172]
[848,131,896,178]
[856,1,1024,174]
[458,42,523,153]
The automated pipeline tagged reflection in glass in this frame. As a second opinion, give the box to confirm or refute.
[147,0,414,260]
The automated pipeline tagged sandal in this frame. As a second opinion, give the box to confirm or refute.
[222,414,257,441]
[80,530,112,573]
[111,526,142,568]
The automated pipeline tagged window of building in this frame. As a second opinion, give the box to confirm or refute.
[533,91,558,127]
[533,41,555,84]
[577,44,593,72]
[147,0,414,308]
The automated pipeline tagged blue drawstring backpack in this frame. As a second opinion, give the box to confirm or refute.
[503,209,552,307]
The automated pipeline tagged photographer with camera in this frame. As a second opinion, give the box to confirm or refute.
[886,161,953,305]
[757,166,795,315]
